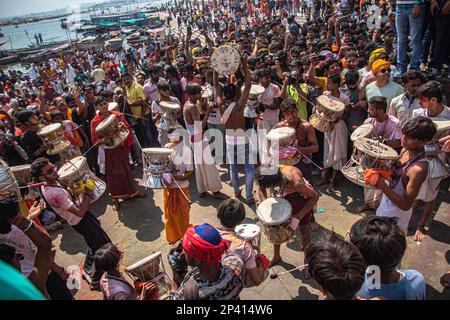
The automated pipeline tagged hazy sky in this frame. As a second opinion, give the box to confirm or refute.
[0,0,106,19]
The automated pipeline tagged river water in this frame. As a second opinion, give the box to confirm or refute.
[0,0,171,50]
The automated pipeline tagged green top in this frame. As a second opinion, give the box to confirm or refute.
[0,260,46,300]
[286,84,309,121]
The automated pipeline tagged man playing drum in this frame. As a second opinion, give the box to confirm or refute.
[356,96,403,214]
[274,99,320,231]
[411,81,450,242]
[367,117,437,233]
[256,165,319,268]
[90,96,144,211]
[163,127,194,245]
[31,158,112,290]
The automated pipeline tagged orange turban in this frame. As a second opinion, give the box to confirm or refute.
[372,59,390,75]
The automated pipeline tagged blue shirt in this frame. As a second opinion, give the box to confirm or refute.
[357,269,426,300]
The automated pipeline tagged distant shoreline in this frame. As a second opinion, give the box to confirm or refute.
[0,11,90,27]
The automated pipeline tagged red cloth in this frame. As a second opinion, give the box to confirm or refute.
[364,168,392,187]
[284,193,312,226]
[182,227,229,265]
[90,111,133,153]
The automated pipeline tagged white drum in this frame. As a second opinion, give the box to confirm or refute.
[342,138,398,189]
[0,159,20,200]
[95,114,130,148]
[351,123,374,142]
[425,118,450,179]
[309,95,345,133]
[10,164,32,185]
[142,148,172,189]
[210,45,241,76]
[58,156,106,203]
[159,101,180,130]
[267,126,301,166]
[38,123,71,156]
[235,223,262,252]
[256,197,294,245]
[125,251,172,300]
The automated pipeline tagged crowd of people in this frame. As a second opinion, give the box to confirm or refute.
[1,0,450,300]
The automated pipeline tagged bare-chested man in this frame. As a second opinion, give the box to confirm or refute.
[273,99,320,231]
[256,165,319,268]
[183,83,228,200]
[215,56,254,203]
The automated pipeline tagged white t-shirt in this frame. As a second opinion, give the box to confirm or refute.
[259,83,282,125]
[0,225,36,278]
[412,105,450,119]
[91,68,106,83]
[41,185,82,226]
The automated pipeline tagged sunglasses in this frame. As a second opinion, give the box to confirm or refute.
[380,68,391,74]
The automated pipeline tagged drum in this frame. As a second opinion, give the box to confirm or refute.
[10,165,32,185]
[108,102,119,112]
[267,127,301,166]
[342,138,398,189]
[351,123,374,142]
[95,114,130,148]
[159,101,180,130]
[38,123,71,156]
[196,86,212,115]
[0,159,20,200]
[125,251,172,300]
[243,84,265,118]
[210,45,241,76]
[235,224,261,252]
[142,148,172,189]
[58,156,106,203]
[424,118,450,179]
[309,95,345,133]
[256,197,294,245]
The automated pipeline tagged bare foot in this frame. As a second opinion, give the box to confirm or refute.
[414,226,427,242]
[356,204,371,214]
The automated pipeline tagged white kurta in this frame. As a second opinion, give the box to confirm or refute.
[324,120,348,170]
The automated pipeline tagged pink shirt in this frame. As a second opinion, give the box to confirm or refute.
[41,185,81,226]
[365,115,402,141]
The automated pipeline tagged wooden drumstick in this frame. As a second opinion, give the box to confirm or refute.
[270,264,308,279]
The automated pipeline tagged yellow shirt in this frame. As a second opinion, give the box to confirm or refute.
[125,81,150,116]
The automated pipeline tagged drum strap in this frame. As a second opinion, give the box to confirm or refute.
[390,151,425,189]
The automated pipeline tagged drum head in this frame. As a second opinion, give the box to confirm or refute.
[242,84,265,96]
[96,114,116,133]
[159,101,180,111]
[142,148,173,155]
[351,123,374,142]
[309,113,332,133]
[0,159,19,198]
[433,118,450,132]
[266,127,295,141]
[210,45,241,75]
[235,224,261,241]
[10,165,31,173]
[58,156,86,178]
[201,86,213,99]
[125,251,161,273]
[108,102,119,111]
[316,95,345,113]
[256,198,292,225]
[354,138,398,159]
[38,123,62,136]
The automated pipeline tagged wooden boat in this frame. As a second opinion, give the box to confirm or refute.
[105,38,123,50]
[0,54,19,65]
[75,36,105,50]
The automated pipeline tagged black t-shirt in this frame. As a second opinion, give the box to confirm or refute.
[20,130,58,163]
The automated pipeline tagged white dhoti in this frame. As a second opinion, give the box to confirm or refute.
[364,187,383,209]
[191,137,223,194]
[324,120,348,170]
[256,119,271,166]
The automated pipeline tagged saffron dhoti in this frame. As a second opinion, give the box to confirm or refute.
[163,187,191,244]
